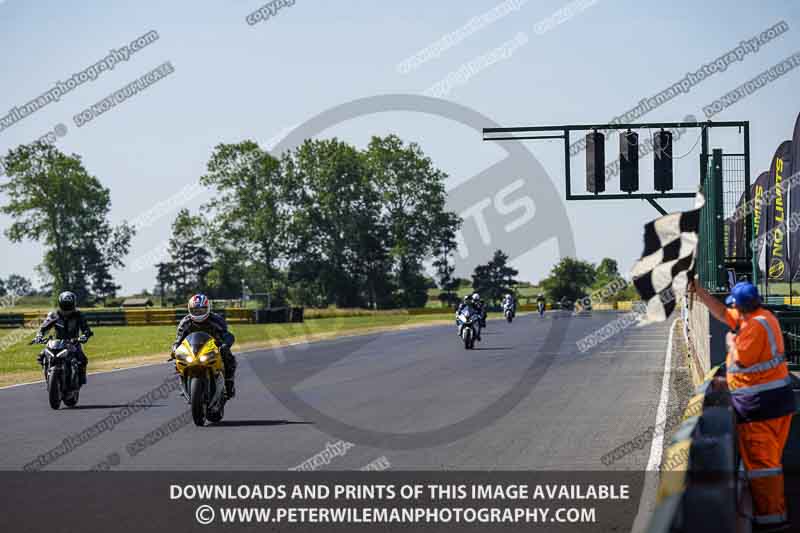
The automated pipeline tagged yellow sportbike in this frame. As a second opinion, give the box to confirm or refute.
[173,331,227,426]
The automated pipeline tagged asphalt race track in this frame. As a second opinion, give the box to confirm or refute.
[0,311,672,471]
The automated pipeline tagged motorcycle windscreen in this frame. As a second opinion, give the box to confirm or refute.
[185,331,214,355]
[47,339,67,351]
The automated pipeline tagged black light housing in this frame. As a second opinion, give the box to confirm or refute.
[654,130,673,192]
[586,131,605,193]
[619,130,639,192]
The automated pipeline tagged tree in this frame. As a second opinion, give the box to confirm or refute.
[0,142,134,303]
[471,250,519,305]
[283,138,384,308]
[201,141,287,302]
[159,209,212,301]
[540,257,597,303]
[82,224,135,301]
[364,135,458,308]
[6,274,34,297]
[432,211,462,307]
[203,247,245,299]
[454,278,472,288]
[155,261,177,305]
[595,258,619,282]
[590,257,636,303]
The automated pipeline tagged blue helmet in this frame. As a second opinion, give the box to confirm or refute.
[725,282,761,311]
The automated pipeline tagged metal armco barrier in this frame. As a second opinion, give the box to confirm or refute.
[650,366,800,532]
[647,365,739,532]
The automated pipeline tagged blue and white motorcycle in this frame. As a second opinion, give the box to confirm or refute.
[503,301,516,323]
[456,306,481,349]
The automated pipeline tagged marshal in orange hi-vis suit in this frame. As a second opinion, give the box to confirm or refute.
[725,306,796,527]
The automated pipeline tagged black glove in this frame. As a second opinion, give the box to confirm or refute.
[32,334,44,344]
[78,335,89,344]
[167,344,178,362]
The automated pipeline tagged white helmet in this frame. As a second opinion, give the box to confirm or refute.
[471,293,480,302]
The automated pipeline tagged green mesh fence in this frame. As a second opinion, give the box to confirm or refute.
[697,150,725,290]
[697,149,751,291]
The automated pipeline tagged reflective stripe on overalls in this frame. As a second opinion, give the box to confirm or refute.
[728,316,785,380]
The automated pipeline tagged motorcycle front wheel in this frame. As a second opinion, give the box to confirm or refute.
[207,404,225,424]
[189,376,206,426]
[47,371,61,410]
[63,390,80,407]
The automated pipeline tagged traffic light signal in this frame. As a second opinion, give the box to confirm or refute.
[619,130,639,192]
[586,131,605,193]
[654,130,673,192]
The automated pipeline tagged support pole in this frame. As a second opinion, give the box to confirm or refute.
[646,198,668,216]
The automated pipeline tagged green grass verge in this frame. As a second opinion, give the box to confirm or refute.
[0,312,453,382]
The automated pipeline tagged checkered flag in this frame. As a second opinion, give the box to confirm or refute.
[631,192,705,323]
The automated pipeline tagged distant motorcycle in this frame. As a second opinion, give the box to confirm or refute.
[503,303,515,323]
[32,336,86,409]
[456,307,481,350]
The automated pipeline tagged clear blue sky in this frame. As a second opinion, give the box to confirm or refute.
[1,0,799,293]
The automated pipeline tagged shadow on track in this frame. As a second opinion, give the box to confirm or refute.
[208,420,312,428]
[68,404,167,410]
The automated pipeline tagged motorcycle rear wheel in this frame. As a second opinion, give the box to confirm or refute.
[189,377,206,426]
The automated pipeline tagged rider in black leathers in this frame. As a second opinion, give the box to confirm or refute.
[472,293,487,328]
[34,291,93,384]
[536,293,546,315]
[171,294,237,398]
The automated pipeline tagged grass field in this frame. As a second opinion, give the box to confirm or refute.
[0,312,455,386]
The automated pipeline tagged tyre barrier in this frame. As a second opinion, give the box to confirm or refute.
[0,307,306,328]
[1,300,642,329]
[647,365,739,533]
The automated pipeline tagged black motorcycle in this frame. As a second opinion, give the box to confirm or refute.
[31,336,86,409]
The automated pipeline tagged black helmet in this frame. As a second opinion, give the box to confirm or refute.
[58,291,76,315]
